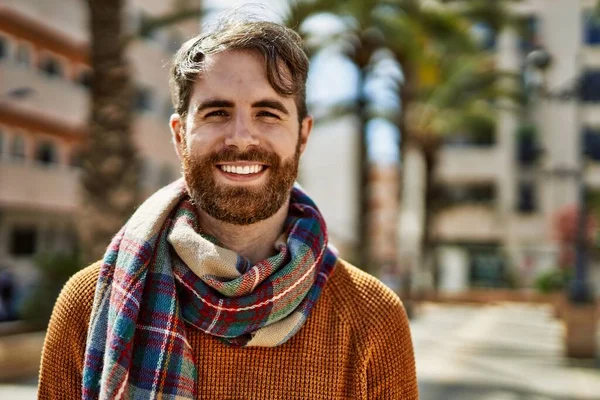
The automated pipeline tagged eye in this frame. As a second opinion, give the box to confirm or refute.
[257,111,280,119]
[205,110,229,118]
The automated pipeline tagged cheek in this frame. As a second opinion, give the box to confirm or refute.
[185,126,222,154]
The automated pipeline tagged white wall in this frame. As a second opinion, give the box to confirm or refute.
[299,115,359,254]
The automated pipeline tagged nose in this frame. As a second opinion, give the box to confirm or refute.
[224,112,260,150]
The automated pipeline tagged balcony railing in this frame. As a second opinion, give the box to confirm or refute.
[435,147,500,183]
[433,205,501,242]
[0,161,80,212]
[0,60,88,125]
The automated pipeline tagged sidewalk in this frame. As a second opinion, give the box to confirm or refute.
[412,303,600,400]
[0,376,36,399]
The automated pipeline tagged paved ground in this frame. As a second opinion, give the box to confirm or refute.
[413,303,600,400]
[1,303,599,399]
[0,376,37,399]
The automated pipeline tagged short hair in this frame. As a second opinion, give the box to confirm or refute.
[169,18,309,122]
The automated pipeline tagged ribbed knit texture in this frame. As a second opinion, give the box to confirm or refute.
[39,259,418,399]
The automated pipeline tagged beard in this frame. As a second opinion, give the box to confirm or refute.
[181,139,301,225]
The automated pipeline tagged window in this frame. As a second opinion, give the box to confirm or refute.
[469,247,506,288]
[134,86,154,112]
[517,181,537,213]
[10,135,26,161]
[0,36,7,60]
[581,70,600,102]
[40,55,63,78]
[15,43,31,66]
[516,124,539,166]
[9,227,37,256]
[437,183,496,207]
[584,128,600,161]
[584,10,600,45]
[444,128,496,147]
[35,140,57,165]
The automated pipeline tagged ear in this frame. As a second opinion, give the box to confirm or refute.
[170,113,185,161]
[298,115,313,155]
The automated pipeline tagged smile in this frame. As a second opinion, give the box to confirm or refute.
[219,164,265,175]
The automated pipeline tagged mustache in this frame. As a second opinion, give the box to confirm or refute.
[204,147,280,165]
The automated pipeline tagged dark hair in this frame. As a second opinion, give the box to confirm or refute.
[169,18,309,122]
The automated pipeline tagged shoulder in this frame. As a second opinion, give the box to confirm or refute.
[61,261,101,301]
[326,259,409,335]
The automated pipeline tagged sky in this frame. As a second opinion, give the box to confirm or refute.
[202,0,401,164]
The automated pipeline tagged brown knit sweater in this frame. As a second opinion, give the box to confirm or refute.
[38,259,418,399]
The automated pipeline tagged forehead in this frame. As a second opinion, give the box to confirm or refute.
[188,50,297,113]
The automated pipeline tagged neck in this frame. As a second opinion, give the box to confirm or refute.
[195,201,289,265]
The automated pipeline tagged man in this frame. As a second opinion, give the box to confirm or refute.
[39,18,418,399]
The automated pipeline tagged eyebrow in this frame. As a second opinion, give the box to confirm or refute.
[193,98,290,116]
[194,99,235,114]
[252,99,289,116]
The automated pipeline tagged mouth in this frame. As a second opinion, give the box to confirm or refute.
[215,162,269,182]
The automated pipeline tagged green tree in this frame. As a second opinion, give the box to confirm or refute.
[385,1,523,289]
[286,0,518,274]
[287,0,411,271]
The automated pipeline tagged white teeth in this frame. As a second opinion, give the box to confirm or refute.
[220,165,263,175]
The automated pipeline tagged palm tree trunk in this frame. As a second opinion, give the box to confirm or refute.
[357,68,371,272]
[79,0,140,263]
[420,142,440,290]
[397,61,415,312]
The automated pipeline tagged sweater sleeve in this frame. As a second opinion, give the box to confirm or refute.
[38,263,100,400]
[366,300,419,399]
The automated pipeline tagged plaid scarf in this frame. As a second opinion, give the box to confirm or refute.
[82,179,337,399]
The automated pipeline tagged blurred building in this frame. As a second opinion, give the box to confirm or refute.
[419,0,600,292]
[0,1,199,288]
[299,115,360,259]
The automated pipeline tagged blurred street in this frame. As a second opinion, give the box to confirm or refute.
[414,303,600,400]
[1,303,599,399]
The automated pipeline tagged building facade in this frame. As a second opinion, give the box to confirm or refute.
[417,0,600,292]
[0,1,199,291]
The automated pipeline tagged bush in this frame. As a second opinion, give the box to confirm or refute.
[533,269,570,294]
[19,251,82,329]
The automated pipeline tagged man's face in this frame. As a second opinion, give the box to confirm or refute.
[170,50,312,225]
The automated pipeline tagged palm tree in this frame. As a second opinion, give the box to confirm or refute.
[404,54,519,283]
[287,0,413,272]
[285,0,522,292]
[286,0,500,268]
[389,1,522,290]
[80,0,137,263]
[80,0,204,263]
